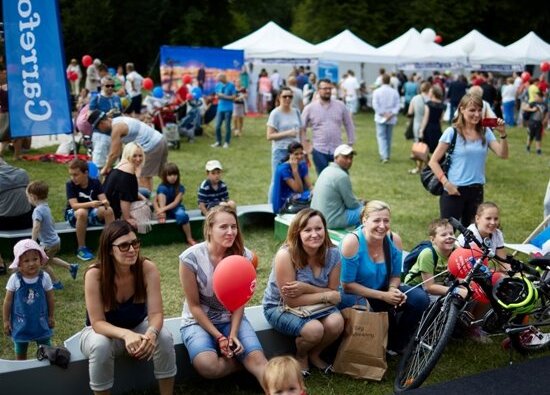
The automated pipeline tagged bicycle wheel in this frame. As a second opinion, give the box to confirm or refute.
[394,296,459,393]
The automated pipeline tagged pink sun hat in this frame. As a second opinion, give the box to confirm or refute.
[9,239,49,270]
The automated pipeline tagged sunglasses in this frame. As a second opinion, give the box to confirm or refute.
[112,239,141,252]
[104,84,115,88]
[281,95,293,99]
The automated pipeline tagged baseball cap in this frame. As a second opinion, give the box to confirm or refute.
[9,239,48,269]
[205,160,223,171]
[334,144,356,158]
[87,109,106,129]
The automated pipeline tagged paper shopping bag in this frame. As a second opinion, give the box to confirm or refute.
[333,306,389,380]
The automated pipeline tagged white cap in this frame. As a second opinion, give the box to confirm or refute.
[334,144,355,158]
[205,160,223,171]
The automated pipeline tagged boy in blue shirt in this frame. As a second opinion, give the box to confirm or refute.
[197,160,236,216]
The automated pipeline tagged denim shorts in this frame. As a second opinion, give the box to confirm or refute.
[65,208,103,227]
[263,304,340,337]
[180,317,263,363]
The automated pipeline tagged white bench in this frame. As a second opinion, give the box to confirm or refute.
[0,305,294,394]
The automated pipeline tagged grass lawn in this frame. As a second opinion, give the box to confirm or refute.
[0,111,548,394]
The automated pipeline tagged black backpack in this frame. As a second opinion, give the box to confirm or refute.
[401,241,438,281]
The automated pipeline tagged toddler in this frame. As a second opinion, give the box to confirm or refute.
[3,239,55,360]
[27,181,79,290]
[197,160,236,216]
[263,355,306,395]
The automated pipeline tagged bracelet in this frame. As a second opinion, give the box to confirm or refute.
[146,326,159,337]
[216,334,227,343]
[500,134,507,139]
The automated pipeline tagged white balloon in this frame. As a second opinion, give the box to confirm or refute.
[462,40,476,55]
[420,28,436,43]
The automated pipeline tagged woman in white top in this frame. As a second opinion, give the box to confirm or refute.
[501,77,517,127]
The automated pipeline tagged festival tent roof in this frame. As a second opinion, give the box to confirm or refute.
[315,29,377,62]
[505,32,550,64]
[223,21,318,59]
[443,30,516,64]
[372,28,456,64]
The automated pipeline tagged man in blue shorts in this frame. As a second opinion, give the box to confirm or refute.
[65,159,114,260]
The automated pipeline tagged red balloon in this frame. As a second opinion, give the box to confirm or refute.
[185,93,194,101]
[82,55,92,68]
[182,74,192,84]
[448,247,487,278]
[521,71,531,83]
[541,62,550,73]
[213,255,257,312]
[470,282,489,304]
[250,251,259,270]
[67,71,78,81]
[434,35,443,44]
[142,77,154,90]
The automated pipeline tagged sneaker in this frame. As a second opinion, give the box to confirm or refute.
[210,141,221,148]
[76,247,94,261]
[537,149,542,155]
[69,263,79,280]
[381,159,389,164]
[52,281,64,290]
[408,168,419,174]
[223,142,229,149]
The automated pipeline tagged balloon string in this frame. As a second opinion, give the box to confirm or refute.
[403,270,450,295]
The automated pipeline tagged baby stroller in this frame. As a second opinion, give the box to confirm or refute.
[178,99,203,142]
[156,107,181,149]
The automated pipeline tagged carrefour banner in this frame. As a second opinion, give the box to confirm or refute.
[2,0,72,137]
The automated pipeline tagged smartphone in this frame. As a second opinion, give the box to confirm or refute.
[481,118,498,128]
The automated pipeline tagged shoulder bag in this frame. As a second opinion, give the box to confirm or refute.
[420,128,458,196]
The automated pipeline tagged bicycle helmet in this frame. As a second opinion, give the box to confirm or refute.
[492,276,539,314]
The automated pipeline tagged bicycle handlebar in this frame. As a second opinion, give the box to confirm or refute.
[449,217,483,249]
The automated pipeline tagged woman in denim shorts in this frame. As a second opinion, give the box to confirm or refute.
[263,209,343,376]
[179,205,267,386]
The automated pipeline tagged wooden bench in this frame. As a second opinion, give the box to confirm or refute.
[0,204,274,257]
[0,305,295,394]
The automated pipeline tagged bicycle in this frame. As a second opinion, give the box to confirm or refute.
[394,217,550,393]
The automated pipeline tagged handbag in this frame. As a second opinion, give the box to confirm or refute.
[283,302,334,318]
[333,304,389,380]
[420,128,458,196]
[411,141,429,162]
[37,345,71,369]
[279,192,311,214]
[130,200,154,234]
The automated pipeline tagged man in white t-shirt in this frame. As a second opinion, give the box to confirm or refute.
[270,70,283,98]
[341,71,360,114]
[124,62,144,116]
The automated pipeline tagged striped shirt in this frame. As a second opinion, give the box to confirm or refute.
[197,179,229,209]
[301,99,355,155]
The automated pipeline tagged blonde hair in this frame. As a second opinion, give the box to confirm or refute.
[263,356,305,395]
[121,142,145,167]
[360,200,391,221]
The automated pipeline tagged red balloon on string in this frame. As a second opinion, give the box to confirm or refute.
[521,71,531,82]
[213,255,257,312]
[182,74,192,84]
[82,55,92,68]
[67,71,78,81]
[541,62,550,73]
[185,93,194,101]
[434,35,443,44]
[142,77,154,90]
[448,247,487,278]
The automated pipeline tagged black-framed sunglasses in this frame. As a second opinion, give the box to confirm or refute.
[112,239,141,252]
[281,95,293,99]
[104,84,115,88]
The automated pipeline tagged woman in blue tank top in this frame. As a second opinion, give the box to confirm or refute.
[80,220,176,394]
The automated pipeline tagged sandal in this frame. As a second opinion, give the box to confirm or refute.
[301,369,311,378]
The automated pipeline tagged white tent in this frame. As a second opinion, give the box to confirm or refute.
[315,29,377,62]
[373,28,457,64]
[505,32,550,65]
[443,30,516,65]
[223,21,318,60]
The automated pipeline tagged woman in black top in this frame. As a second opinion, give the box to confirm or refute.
[419,85,446,153]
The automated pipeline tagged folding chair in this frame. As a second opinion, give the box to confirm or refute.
[504,215,550,256]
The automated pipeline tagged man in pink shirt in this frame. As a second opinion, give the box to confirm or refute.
[301,79,356,175]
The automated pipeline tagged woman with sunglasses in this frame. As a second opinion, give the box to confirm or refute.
[179,205,267,387]
[80,220,176,395]
[266,86,303,203]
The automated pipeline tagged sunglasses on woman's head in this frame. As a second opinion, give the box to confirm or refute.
[112,239,141,252]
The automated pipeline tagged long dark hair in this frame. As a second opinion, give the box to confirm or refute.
[285,208,332,270]
[93,220,146,310]
[160,162,181,192]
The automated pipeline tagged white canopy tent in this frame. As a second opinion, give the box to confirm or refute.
[505,32,550,65]
[443,30,516,65]
[373,28,458,64]
[315,29,377,62]
[223,21,318,60]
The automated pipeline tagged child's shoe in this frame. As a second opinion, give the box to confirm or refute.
[76,247,94,261]
[69,263,79,280]
[537,149,542,155]
[52,281,64,290]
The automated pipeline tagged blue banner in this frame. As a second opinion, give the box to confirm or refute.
[160,46,244,95]
[2,0,72,137]
[318,61,339,83]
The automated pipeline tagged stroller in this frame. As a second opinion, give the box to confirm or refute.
[178,99,203,142]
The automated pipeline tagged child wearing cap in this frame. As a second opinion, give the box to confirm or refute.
[197,160,236,216]
[3,239,55,360]
[27,181,79,290]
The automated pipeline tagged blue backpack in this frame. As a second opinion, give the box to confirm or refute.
[401,241,438,281]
